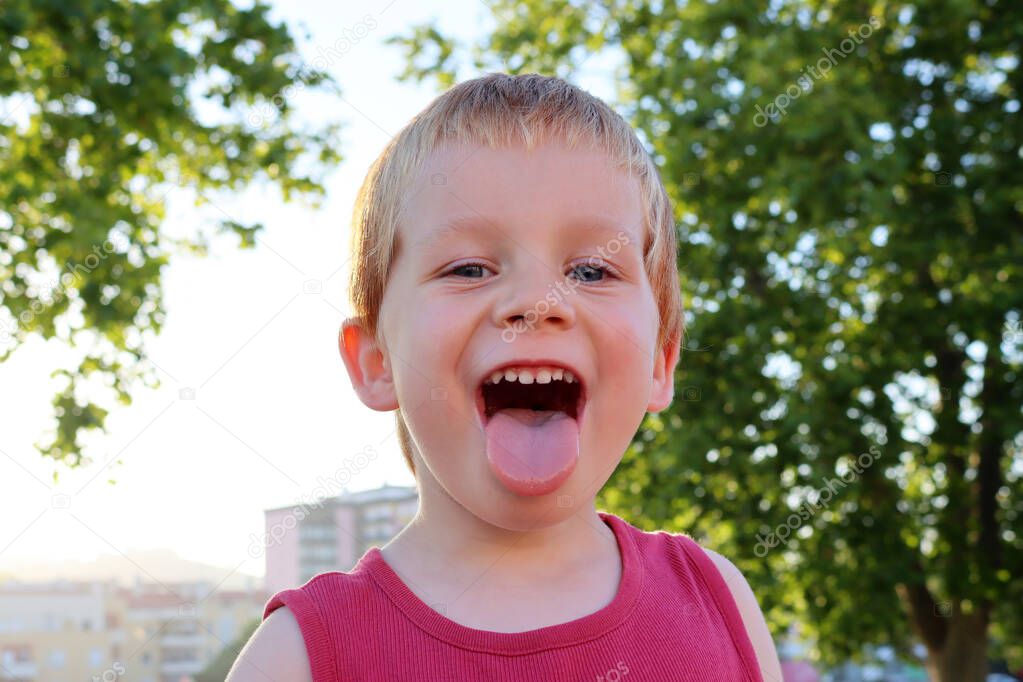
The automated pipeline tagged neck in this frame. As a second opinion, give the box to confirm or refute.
[383,468,616,583]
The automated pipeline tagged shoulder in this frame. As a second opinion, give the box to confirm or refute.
[226,606,313,682]
[701,547,783,682]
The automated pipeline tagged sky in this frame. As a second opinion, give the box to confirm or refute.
[0,0,623,584]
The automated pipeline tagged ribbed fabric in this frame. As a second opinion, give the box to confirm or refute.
[263,511,764,681]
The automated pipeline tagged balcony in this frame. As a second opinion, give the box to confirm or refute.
[160,658,204,675]
[160,632,204,647]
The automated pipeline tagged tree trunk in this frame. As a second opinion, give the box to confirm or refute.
[896,582,990,682]
[921,610,989,682]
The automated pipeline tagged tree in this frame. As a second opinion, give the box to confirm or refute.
[0,0,341,471]
[387,1,1023,680]
[198,617,260,682]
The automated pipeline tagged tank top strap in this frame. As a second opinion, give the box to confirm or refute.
[674,534,764,682]
[264,584,340,682]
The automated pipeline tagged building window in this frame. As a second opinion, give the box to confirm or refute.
[89,648,104,667]
[49,649,65,667]
[3,649,28,667]
[299,524,334,540]
[363,505,392,521]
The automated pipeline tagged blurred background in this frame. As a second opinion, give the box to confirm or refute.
[0,1,1020,681]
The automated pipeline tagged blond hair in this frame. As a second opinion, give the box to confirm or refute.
[348,73,682,476]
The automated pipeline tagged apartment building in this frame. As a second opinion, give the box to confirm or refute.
[0,582,112,681]
[0,579,264,682]
[264,484,418,597]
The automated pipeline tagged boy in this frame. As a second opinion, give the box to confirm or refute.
[229,73,781,681]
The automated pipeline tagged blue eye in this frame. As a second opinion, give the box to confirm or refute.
[448,262,489,278]
[569,263,607,282]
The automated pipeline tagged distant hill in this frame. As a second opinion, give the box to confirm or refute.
[0,549,263,591]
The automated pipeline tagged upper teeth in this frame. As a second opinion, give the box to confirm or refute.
[487,367,575,385]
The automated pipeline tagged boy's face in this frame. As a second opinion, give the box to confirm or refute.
[342,141,678,525]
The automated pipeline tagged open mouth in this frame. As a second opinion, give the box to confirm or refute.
[479,366,584,423]
[478,368,585,421]
[475,363,587,496]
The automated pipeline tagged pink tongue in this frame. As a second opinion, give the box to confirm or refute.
[484,408,580,496]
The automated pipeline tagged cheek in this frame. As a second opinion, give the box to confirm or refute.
[393,296,479,376]
[593,295,661,374]
[583,295,660,459]
[383,292,483,442]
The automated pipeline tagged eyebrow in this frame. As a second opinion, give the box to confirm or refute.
[415,213,636,251]
[414,214,490,251]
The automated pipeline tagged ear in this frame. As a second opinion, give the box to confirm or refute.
[647,331,681,413]
[338,318,399,411]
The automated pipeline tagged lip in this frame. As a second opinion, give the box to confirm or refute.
[474,359,588,429]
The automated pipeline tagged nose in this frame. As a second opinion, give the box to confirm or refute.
[491,263,577,336]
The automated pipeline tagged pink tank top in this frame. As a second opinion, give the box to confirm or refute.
[263,511,764,681]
